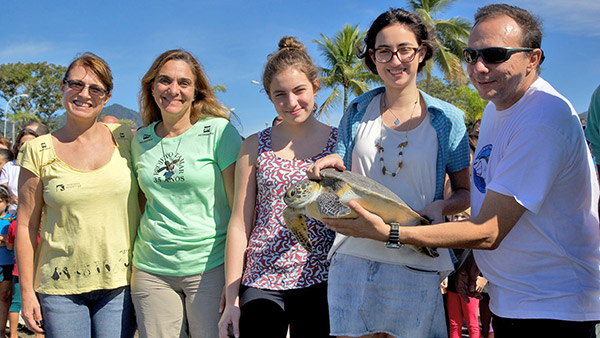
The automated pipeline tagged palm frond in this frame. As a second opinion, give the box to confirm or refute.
[318,86,342,114]
[314,24,375,111]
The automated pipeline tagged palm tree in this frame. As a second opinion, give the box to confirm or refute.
[212,84,227,93]
[314,24,380,114]
[407,0,472,90]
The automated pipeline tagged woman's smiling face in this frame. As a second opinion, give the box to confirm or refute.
[152,59,196,121]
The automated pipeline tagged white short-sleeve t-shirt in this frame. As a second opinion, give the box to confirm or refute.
[472,78,600,321]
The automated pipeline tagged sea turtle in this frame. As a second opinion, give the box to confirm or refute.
[283,168,438,257]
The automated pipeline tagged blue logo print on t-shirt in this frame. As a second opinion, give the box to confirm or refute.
[473,144,492,193]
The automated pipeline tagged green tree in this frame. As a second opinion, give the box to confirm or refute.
[417,76,457,103]
[407,0,471,89]
[0,62,66,131]
[417,76,486,126]
[455,85,487,125]
[314,24,380,114]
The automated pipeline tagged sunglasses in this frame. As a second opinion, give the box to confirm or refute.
[63,79,110,98]
[463,47,535,65]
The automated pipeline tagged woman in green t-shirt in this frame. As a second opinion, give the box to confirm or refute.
[130,49,241,338]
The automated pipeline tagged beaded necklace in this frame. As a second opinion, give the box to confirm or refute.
[375,93,419,177]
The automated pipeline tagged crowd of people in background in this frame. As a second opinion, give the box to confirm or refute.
[0,3,598,338]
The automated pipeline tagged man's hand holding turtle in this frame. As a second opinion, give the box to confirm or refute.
[323,200,389,242]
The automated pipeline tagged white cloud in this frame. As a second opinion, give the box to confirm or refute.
[0,42,53,62]
[513,0,600,36]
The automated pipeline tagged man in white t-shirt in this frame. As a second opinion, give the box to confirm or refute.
[322,4,600,337]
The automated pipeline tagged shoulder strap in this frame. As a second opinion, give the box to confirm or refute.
[256,127,272,154]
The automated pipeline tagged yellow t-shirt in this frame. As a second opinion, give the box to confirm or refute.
[18,123,140,295]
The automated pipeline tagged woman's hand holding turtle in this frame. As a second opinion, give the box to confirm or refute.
[418,200,445,224]
[307,154,345,180]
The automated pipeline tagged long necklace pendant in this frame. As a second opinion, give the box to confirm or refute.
[394,118,400,125]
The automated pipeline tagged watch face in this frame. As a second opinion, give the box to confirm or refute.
[386,241,402,249]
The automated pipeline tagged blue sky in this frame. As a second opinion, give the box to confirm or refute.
[1,0,599,136]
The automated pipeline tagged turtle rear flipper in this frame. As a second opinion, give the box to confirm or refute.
[315,193,351,217]
[283,207,313,253]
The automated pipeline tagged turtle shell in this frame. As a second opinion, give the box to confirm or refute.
[318,168,408,206]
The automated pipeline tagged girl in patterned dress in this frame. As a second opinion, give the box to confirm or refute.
[218,37,337,338]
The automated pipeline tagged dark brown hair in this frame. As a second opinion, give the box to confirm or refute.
[360,8,436,74]
[13,128,38,155]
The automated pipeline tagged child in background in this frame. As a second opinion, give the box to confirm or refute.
[6,219,18,338]
[6,219,43,338]
[0,186,14,338]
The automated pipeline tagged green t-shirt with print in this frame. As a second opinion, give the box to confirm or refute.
[131,117,241,276]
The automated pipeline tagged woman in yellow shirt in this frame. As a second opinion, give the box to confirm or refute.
[16,52,140,338]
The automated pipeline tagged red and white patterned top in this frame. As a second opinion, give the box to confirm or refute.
[242,126,337,290]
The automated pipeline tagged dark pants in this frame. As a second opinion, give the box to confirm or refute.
[239,282,332,338]
[492,313,597,338]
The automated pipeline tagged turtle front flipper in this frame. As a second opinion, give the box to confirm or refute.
[409,245,439,258]
[315,193,351,217]
[283,207,313,253]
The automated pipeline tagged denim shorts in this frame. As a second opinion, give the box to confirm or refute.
[328,253,447,338]
[38,286,136,338]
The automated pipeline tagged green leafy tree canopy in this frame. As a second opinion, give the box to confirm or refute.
[407,0,472,89]
[0,62,66,131]
[417,75,486,126]
[314,24,380,114]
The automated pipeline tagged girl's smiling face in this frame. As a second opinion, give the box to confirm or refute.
[371,23,425,91]
[269,67,318,126]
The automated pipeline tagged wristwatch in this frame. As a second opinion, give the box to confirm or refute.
[386,222,404,249]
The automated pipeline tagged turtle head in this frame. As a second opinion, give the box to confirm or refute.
[284,180,320,208]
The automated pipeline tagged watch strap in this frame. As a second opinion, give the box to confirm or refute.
[386,222,403,249]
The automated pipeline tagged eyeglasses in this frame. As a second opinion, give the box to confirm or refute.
[371,46,422,63]
[63,79,109,97]
[463,47,534,65]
